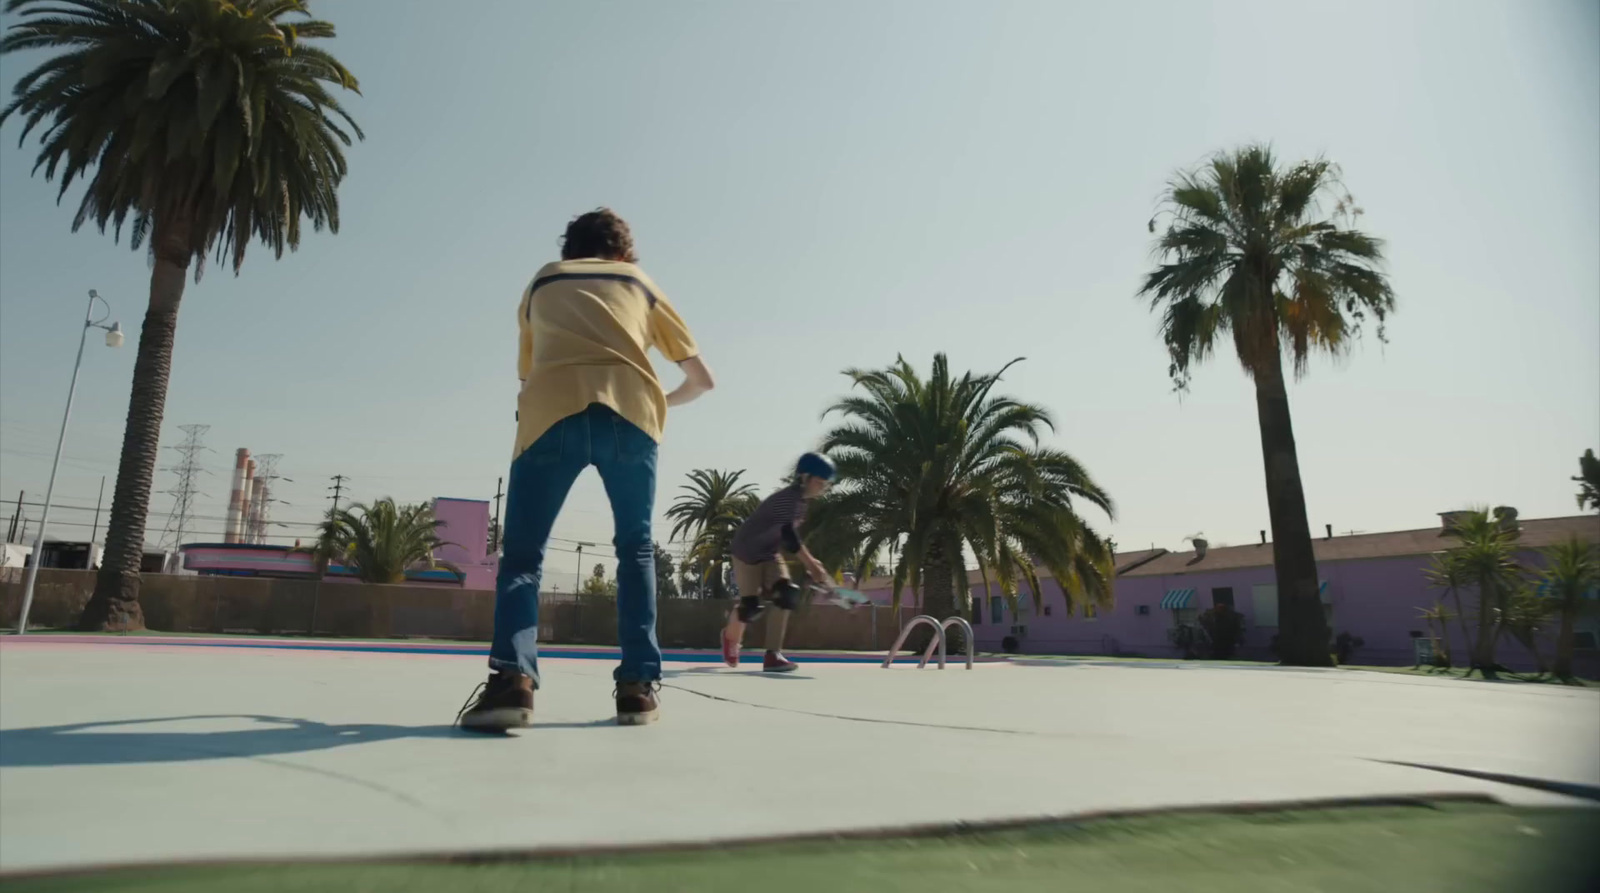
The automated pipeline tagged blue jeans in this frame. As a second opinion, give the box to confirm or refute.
[490,403,660,687]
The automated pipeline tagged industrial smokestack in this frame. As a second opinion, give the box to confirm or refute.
[239,458,257,544]
[225,449,250,543]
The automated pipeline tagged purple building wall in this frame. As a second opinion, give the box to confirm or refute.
[857,516,1600,677]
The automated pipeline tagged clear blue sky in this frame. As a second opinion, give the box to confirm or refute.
[2,0,1596,580]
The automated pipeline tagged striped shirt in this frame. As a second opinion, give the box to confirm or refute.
[731,483,807,564]
[514,259,699,458]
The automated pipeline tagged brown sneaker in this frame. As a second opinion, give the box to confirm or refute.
[615,681,660,726]
[456,671,534,732]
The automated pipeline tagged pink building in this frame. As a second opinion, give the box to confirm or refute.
[860,514,1600,676]
[183,496,499,588]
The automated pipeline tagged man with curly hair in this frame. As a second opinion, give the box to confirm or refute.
[459,208,715,731]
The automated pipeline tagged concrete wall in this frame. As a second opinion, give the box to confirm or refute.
[0,569,910,652]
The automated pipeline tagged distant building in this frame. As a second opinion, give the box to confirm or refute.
[181,497,498,588]
[859,513,1600,675]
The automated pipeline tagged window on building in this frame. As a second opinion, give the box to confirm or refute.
[971,597,982,625]
[1043,604,1053,616]
[1251,584,1278,627]
[1084,603,1099,620]
[991,597,1004,624]
[1175,606,1199,627]
[1212,587,1234,609]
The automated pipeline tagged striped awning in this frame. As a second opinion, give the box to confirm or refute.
[1160,588,1195,610]
[1319,580,1331,604]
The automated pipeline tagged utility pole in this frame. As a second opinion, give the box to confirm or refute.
[576,542,595,592]
[8,491,21,542]
[327,474,348,519]
[90,476,106,544]
[491,477,505,553]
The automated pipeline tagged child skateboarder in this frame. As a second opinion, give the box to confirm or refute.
[721,452,836,672]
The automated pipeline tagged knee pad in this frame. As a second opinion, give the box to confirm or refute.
[736,595,765,623]
[772,579,801,611]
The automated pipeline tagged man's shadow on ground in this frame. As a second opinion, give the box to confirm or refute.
[0,714,612,768]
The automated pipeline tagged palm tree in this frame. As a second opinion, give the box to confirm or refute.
[1500,586,1553,677]
[1139,145,1396,666]
[1539,538,1600,683]
[665,469,759,600]
[1575,449,1600,513]
[0,0,362,630]
[811,354,1116,649]
[1435,509,1526,679]
[315,499,459,585]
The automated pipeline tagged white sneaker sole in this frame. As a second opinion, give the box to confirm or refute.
[617,709,659,726]
[460,707,534,730]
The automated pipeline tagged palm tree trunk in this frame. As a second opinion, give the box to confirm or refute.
[1471,582,1499,678]
[1553,605,1576,681]
[1252,352,1331,666]
[1450,589,1471,668]
[918,540,958,653]
[78,220,190,631]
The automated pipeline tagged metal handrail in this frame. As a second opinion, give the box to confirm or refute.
[882,614,974,670]
[882,615,944,668]
[923,616,974,670]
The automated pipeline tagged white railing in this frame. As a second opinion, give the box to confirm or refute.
[881,614,975,670]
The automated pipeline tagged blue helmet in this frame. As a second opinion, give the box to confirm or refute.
[795,451,836,481]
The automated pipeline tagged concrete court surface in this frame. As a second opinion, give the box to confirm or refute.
[0,637,1596,875]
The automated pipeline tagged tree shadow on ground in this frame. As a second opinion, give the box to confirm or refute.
[0,714,595,768]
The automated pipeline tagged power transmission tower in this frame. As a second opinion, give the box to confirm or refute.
[159,425,210,551]
[249,454,291,544]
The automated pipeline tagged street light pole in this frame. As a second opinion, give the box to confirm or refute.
[16,290,121,635]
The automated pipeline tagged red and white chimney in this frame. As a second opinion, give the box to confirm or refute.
[224,449,250,543]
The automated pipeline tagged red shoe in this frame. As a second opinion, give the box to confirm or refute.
[763,651,797,673]
[721,627,741,668]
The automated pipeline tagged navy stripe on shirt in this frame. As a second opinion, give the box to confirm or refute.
[525,272,658,321]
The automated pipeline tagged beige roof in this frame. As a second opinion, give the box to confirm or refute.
[1122,515,1600,578]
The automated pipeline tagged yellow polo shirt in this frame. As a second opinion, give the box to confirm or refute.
[515,259,699,458]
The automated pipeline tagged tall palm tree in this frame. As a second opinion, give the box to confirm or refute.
[315,499,459,585]
[1139,145,1396,666]
[1539,537,1599,683]
[665,469,758,600]
[0,0,362,630]
[811,354,1116,648]
[1436,508,1526,678]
